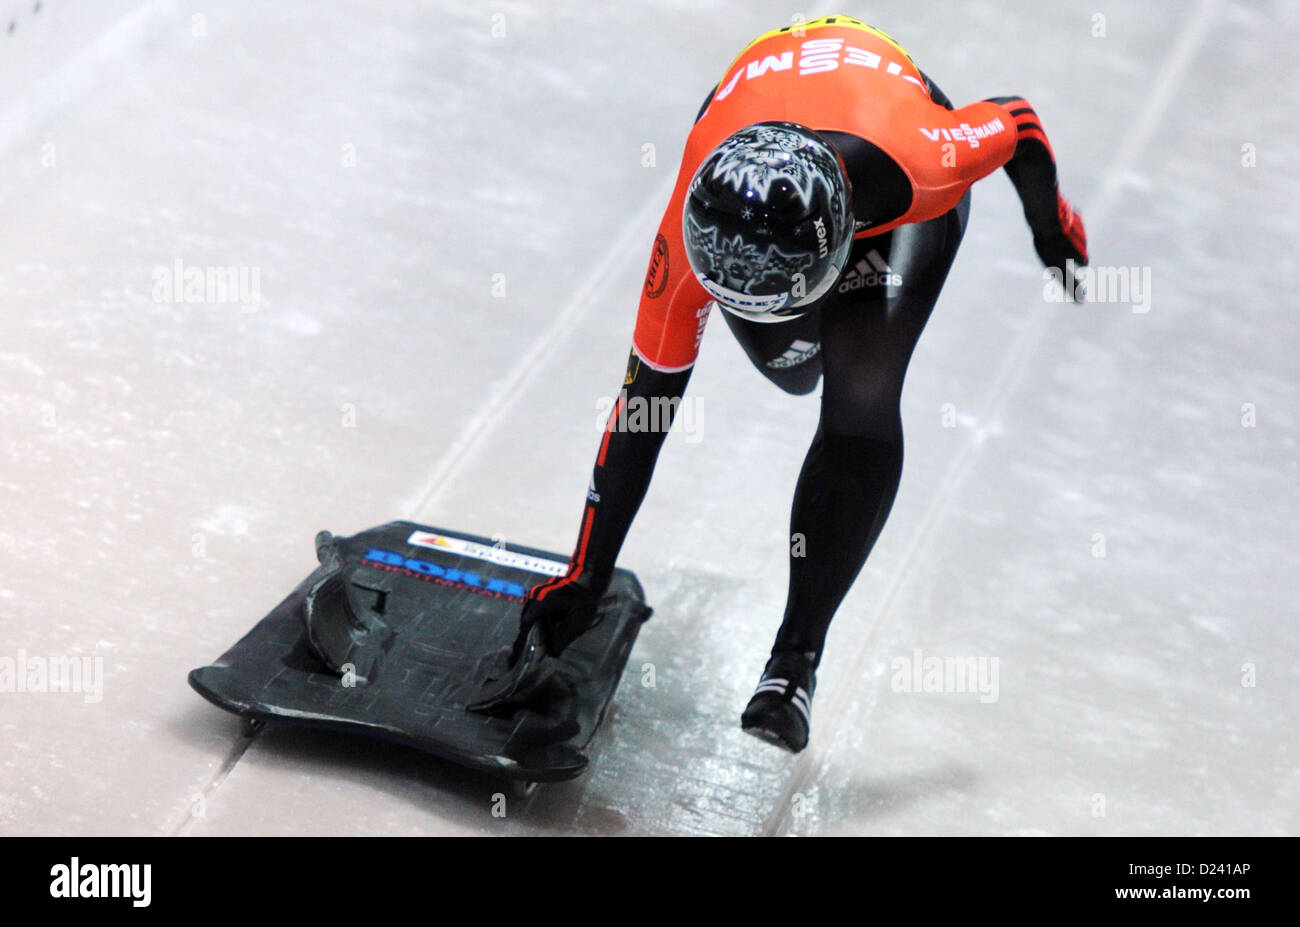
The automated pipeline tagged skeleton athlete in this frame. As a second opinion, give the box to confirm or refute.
[473,15,1089,753]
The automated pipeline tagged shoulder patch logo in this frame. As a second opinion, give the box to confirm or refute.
[644,233,670,298]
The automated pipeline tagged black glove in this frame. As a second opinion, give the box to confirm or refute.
[1034,189,1089,301]
[507,572,608,665]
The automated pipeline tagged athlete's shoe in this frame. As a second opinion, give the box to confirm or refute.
[741,650,817,753]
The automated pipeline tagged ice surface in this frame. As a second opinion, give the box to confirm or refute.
[1,0,1295,835]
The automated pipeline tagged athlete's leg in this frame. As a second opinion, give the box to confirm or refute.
[771,192,971,661]
[719,304,824,395]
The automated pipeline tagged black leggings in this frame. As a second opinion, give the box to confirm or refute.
[721,191,971,663]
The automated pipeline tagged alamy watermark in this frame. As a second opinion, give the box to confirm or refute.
[49,858,150,907]
[1044,260,1152,313]
[890,648,999,704]
[0,649,103,703]
[595,391,703,443]
[152,258,261,312]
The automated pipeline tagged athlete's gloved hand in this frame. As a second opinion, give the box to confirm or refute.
[1034,189,1089,301]
[471,574,609,713]
[507,572,609,665]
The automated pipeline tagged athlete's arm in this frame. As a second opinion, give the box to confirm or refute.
[521,350,691,630]
[522,174,711,627]
[520,345,694,631]
[896,96,1019,226]
[985,95,1089,290]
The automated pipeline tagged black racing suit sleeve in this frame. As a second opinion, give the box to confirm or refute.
[984,96,1061,239]
[983,95,1087,259]
[532,355,692,602]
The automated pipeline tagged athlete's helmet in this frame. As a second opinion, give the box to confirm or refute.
[682,121,853,323]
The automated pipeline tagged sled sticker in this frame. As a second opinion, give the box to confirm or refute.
[406,531,568,577]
